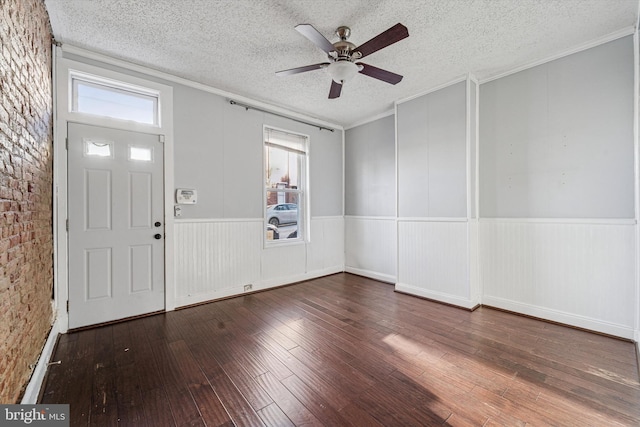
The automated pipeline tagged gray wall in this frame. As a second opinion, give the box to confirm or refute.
[61,52,343,220]
[173,86,264,218]
[397,81,467,218]
[480,36,634,218]
[469,82,477,218]
[174,91,343,219]
[345,115,395,216]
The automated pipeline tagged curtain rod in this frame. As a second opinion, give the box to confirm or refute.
[228,100,335,132]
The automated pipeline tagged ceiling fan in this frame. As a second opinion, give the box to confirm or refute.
[276,23,409,99]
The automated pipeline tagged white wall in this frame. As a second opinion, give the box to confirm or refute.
[344,115,397,282]
[395,79,479,309]
[345,35,636,339]
[636,31,640,345]
[480,219,635,338]
[479,36,636,338]
[174,216,343,307]
[396,219,471,306]
[58,33,638,339]
[171,95,345,307]
[344,216,396,283]
[58,49,345,312]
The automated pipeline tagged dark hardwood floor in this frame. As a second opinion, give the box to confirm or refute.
[40,273,640,426]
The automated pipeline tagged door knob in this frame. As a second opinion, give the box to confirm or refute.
[154,221,162,227]
[154,233,162,240]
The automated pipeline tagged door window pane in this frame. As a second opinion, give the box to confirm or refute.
[84,139,113,157]
[129,146,153,162]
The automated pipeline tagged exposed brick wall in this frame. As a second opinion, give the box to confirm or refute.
[0,0,54,403]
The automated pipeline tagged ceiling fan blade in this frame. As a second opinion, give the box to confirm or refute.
[276,62,329,76]
[329,80,342,99]
[357,63,403,85]
[354,23,409,59]
[295,24,335,54]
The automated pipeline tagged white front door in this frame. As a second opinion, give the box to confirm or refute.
[68,123,165,329]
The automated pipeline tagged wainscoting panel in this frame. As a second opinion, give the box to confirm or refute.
[174,217,345,307]
[468,219,481,306]
[306,216,345,274]
[480,220,636,338]
[260,242,307,283]
[345,216,397,282]
[174,220,262,306]
[396,219,472,307]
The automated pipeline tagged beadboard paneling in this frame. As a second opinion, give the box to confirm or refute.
[174,217,344,307]
[345,216,397,282]
[397,220,472,307]
[174,220,262,306]
[260,242,307,283]
[306,217,345,274]
[480,220,636,338]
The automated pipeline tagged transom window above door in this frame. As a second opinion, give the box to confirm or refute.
[70,72,160,125]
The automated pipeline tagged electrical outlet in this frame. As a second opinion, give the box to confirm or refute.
[244,284,253,292]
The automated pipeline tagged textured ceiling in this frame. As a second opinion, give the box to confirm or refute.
[45,0,638,128]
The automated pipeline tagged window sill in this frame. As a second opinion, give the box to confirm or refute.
[264,238,306,249]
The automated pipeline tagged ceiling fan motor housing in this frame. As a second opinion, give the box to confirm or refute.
[332,26,361,61]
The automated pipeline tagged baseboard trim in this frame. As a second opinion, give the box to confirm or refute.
[174,266,344,309]
[21,318,61,404]
[483,305,635,343]
[482,295,634,340]
[67,310,165,333]
[636,342,640,379]
[395,289,480,312]
[394,283,477,310]
[344,266,396,284]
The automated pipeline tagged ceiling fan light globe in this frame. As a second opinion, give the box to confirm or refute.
[327,61,358,83]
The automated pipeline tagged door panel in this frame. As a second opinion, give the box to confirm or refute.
[86,169,112,230]
[68,123,164,329]
[130,172,152,228]
[130,245,153,293]
[85,248,112,300]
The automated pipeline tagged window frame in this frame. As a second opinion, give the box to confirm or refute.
[69,70,161,127]
[263,125,310,246]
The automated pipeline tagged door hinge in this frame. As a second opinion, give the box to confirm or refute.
[65,137,68,150]
[66,300,69,312]
[159,135,165,143]
[65,219,69,232]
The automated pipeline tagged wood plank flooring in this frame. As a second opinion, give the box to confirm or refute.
[40,273,640,426]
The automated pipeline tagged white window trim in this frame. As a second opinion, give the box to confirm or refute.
[70,73,160,126]
[59,58,169,134]
[263,125,310,247]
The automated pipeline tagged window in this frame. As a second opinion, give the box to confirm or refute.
[129,145,153,162]
[84,138,113,158]
[71,74,159,125]
[264,127,308,242]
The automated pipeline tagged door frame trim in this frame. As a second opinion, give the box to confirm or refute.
[54,53,176,333]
